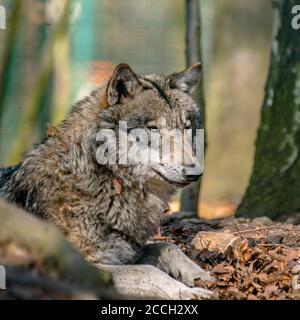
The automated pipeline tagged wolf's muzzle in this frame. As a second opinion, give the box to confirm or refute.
[183,169,203,182]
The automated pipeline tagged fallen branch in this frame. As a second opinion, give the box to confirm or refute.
[6,266,97,299]
[233,226,299,235]
[0,199,121,299]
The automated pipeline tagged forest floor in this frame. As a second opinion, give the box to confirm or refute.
[1,212,300,300]
[159,213,300,300]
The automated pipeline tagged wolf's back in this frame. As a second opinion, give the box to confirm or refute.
[0,166,19,189]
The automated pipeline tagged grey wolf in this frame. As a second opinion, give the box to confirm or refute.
[0,63,213,299]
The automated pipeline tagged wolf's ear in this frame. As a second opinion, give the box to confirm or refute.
[106,64,142,106]
[169,62,202,94]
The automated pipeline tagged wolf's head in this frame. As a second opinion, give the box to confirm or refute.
[96,63,204,188]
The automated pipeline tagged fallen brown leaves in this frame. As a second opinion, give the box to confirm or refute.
[160,216,300,300]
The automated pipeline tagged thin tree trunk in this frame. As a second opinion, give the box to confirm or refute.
[237,0,300,219]
[181,0,206,214]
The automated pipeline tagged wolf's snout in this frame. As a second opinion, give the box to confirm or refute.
[183,169,202,182]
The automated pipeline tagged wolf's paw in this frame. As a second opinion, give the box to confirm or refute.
[179,287,213,300]
[181,266,215,287]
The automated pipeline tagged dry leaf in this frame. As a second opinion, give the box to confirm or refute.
[239,239,252,262]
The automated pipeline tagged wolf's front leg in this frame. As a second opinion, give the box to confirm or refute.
[99,264,212,300]
[136,242,214,287]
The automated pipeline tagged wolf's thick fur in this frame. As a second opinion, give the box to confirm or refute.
[0,63,213,299]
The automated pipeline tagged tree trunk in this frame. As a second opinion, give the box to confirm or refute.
[237,0,300,219]
[181,0,205,214]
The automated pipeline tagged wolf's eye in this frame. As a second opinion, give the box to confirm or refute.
[148,126,159,130]
[146,121,159,131]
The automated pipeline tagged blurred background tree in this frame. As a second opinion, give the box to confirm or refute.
[237,0,300,219]
[201,0,272,219]
[180,0,205,215]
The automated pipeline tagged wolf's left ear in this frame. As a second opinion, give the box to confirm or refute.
[106,63,142,106]
[169,62,202,94]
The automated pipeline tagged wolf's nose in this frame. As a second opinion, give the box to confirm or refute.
[183,170,203,182]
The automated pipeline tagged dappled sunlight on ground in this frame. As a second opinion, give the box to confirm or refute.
[168,199,237,220]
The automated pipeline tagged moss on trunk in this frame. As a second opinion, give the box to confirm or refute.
[237,0,300,219]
